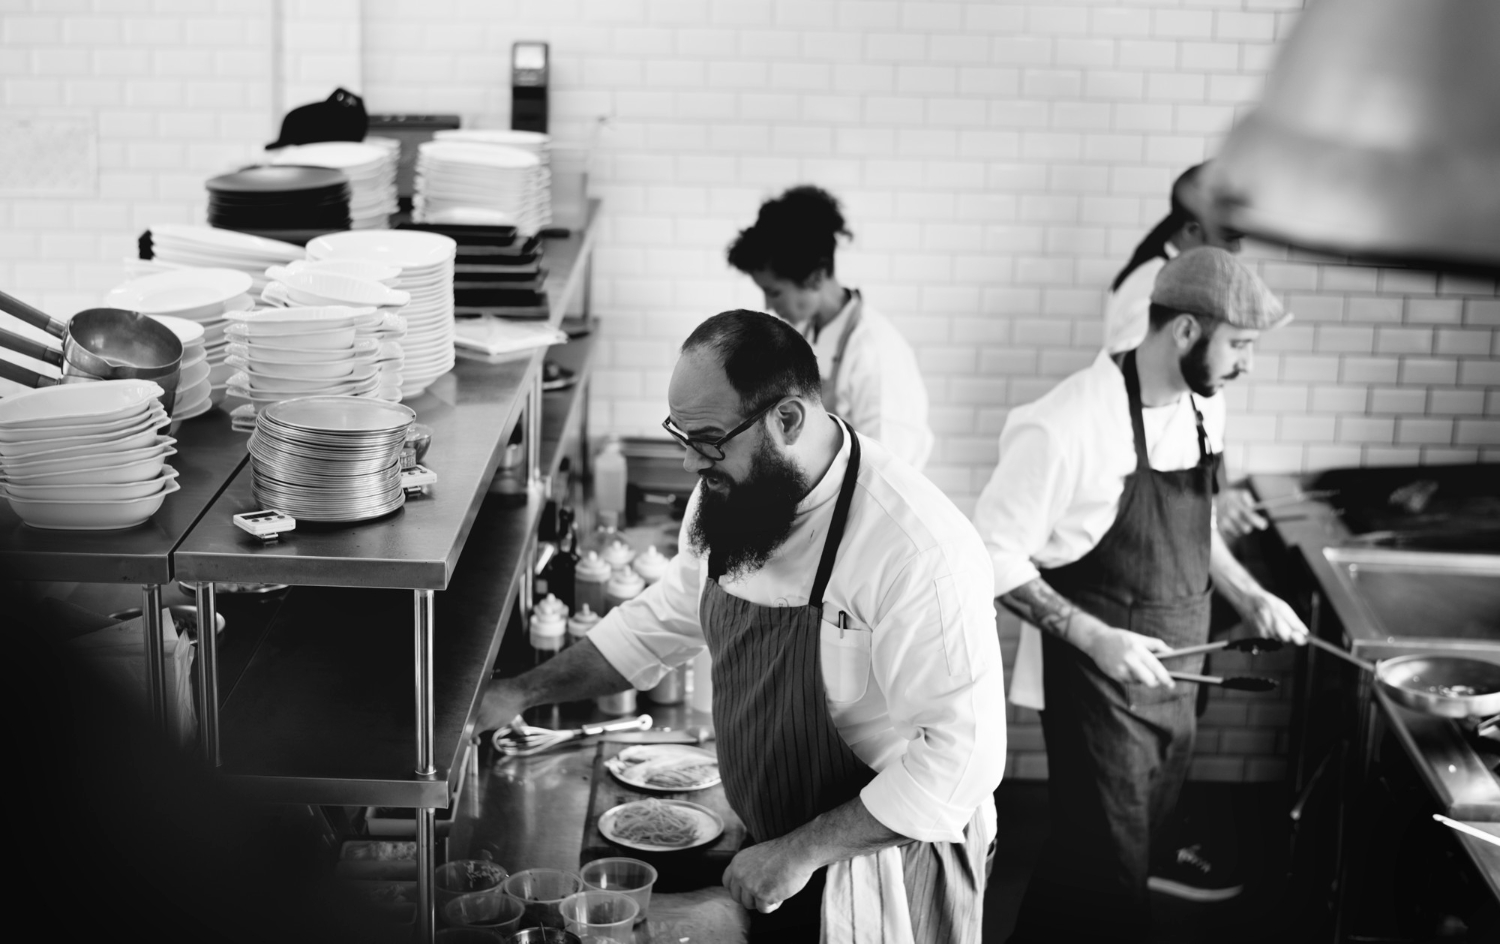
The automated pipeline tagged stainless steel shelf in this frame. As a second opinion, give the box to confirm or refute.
[215,492,538,807]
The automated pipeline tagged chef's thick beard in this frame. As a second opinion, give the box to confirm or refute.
[688,437,809,580]
[1180,331,1239,397]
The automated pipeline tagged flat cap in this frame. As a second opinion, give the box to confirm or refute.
[1151,246,1292,331]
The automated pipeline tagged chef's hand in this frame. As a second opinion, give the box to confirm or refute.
[474,679,528,735]
[1082,626,1176,688]
[1241,590,1308,645]
[723,836,817,915]
[1217,487,1268,539]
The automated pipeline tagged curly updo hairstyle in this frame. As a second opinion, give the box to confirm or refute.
[727,185,852,287]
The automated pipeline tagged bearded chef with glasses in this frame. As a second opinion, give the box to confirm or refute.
[478,309,1005,944]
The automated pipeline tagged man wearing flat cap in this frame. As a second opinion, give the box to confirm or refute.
[973,247,1308,941]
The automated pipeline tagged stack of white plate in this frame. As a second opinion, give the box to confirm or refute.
[147,316,213,422]
[249,396,415,523]
[141,224,305,295]
[268,142,398,230]
[306,230,457,399]
[223,306,399,431]
[433,128,550,164]
[105,267,254,405]
[0,380,179,530]
[267,258,402,287]
[413,140,551,233]
[260,266,410,395]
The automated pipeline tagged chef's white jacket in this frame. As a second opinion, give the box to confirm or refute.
[589,428,1006,844]
[1102,251,1171,354]
[972,350,1225,709]
[803,294,934,472]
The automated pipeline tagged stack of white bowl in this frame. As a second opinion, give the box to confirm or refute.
[134,224,304,295]
[105,267,253,407]
[148,316,213,422]
[260,265,409,395]
[268,142,399,230]
[0,380,179,530]
[413,139,551,233]
[223,306,395,432]
[305,231,457,399]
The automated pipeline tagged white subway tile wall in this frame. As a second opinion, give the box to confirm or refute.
[3,0,1498,781]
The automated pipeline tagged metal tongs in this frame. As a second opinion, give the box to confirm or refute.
[1159,637,1283,693]
[494,714,653,757]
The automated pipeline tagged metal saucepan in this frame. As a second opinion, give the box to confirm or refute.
[1308,636,1500,720]
[0,289,182,412]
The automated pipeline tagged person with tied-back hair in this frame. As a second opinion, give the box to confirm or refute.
[478,310,1004,943]
[727,185,934,471]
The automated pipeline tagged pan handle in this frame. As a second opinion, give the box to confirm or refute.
[0,356,59,388]
[0,289,67,340]
[0,326,63,367]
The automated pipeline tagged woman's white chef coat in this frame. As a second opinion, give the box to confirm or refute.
[588,429,1005,845]
[803,292,934,472]
[972,350,1225,710]
[1102,249,1174,354]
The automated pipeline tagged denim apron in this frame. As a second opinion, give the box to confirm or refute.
[1008,349,1220,943]
[701,423,985,943]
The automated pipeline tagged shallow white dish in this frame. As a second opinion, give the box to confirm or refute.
[150,224,305,261]
[236,364,377,393]
[224,355,354,380]
[0,402,156,443]
[0,408,167,458]
[0,444,175,486]
[4,466,178,501]
[5,477,181,530]
[604,745,721,793]
[268,259,401,286]
[106,268,253,316]
[277,273,410,309]
[597,799,724,853]
[147,314,207,347]
[226,337,373,363]
[0,380,163,428]
[170,381,212,416]
[225,322,358,349]
[178,358,212,389]
[308,230,457,269]
[0,437,174,477]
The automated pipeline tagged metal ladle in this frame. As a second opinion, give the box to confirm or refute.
[0,289,183,412]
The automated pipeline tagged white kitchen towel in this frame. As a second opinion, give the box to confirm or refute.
[1010,623,1045,711]
[820,845,915,944]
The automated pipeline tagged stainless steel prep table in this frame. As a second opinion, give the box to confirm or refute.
[0,408,249,734]
[170,203,600,944]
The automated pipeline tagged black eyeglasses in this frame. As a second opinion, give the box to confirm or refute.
[662,398,782,461]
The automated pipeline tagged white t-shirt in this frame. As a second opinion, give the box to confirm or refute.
[804,294,934,472]
[1102,251,1172,354]
[589,426,1005,844]
[972,349,1225,709]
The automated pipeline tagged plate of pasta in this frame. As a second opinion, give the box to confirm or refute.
[599,798,724,852]
[604,744,721,793]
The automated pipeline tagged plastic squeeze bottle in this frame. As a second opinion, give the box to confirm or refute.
[574,550,611,618]
[594,437,628,521]
[603,565,646,616]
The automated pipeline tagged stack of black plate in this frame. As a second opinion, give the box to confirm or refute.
[206,165,352,232]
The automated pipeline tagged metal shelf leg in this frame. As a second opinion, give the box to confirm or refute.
[414,588,436,944]
[141,585,167,735]
[195,582,221,767]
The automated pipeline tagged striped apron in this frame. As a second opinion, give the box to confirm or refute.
[701,423,986,943]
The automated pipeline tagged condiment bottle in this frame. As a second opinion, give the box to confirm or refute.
[534,593,569,622]
[603,566,645,616]
[575,550,611,617]
[566,603,600,645]
[529,607,566,667]
[594,437,627,520]
[601,537,636,572]
[632,545,669,586]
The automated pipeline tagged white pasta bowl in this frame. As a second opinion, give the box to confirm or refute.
[0,444,176,486]
[4,466,178,501]
[0,408,167,459]
[0,379,164,429]
[5,477,181,530]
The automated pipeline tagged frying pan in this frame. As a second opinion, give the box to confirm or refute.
[0,289,182,412]
[1307,636,1500,720]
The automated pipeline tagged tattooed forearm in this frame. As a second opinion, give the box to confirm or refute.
[998,578,1083,643]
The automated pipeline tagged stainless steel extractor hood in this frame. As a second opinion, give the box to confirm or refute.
[1202,0,1500,272]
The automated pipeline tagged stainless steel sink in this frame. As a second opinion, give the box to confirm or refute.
[1310,546,1500,646]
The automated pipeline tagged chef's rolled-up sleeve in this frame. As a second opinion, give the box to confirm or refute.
[858,541,1006,844]
[972,416,1073,597]
[587,540,706,691]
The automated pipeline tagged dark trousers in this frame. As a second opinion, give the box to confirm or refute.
[1007,637,1197,944]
